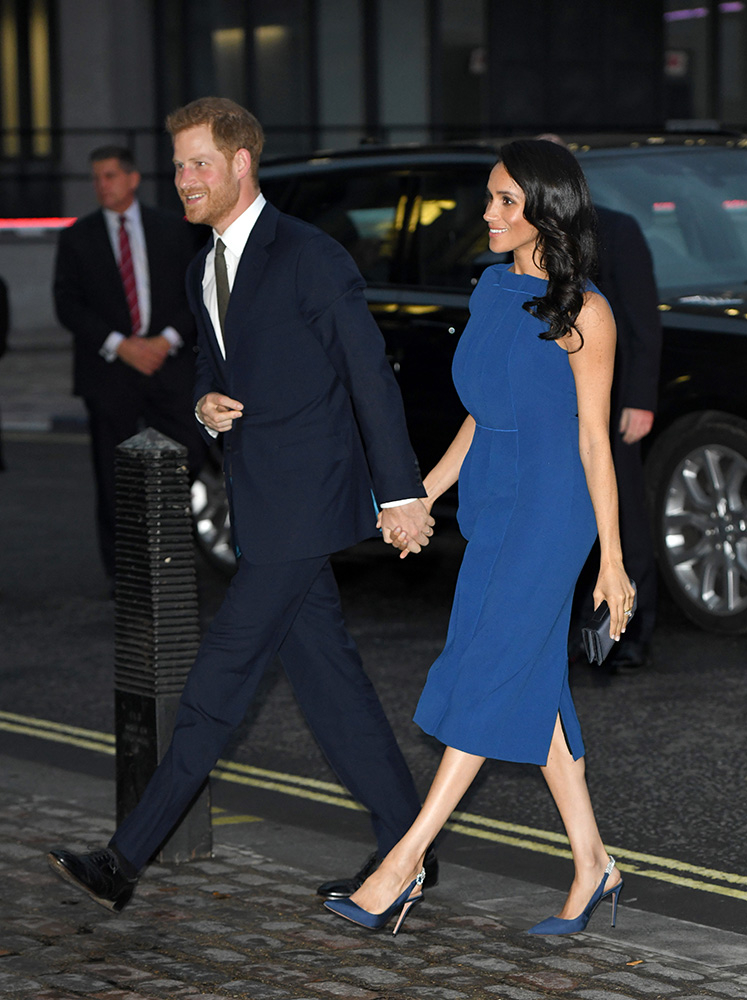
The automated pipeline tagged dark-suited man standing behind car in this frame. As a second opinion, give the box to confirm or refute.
[53,146,207,581]
[48,98,437,912]
[594,205,662,669]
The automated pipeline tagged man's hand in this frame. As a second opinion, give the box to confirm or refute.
[377,499,435,559]
[619,407,654,444]
[196,392,244,433]
[117,335,171,375]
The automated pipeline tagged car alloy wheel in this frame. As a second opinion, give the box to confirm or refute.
[648,412,747,634]
[190,448,236,574]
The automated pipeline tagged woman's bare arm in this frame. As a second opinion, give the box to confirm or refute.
[567,292,636,639]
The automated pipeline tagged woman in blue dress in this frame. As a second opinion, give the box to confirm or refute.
[326,139,635,936]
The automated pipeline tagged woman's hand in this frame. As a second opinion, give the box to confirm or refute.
[377,500,435,559]
[593,565,637,642]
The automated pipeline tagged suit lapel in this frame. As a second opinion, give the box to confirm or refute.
[223,202,277,357]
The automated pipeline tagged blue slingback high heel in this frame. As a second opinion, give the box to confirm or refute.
[527,856,623,936]
[324,867,426,936]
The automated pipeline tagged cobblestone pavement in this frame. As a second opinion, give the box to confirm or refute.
[1,759,746,1000]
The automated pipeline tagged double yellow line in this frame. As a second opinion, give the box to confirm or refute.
[444,811,747,902]
[2,709,745,902]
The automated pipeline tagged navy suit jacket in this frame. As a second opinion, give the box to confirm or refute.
[595,206,662,415]
[187,201,425,564]
[54,205,202,404]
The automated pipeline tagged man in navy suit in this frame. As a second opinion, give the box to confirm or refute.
[54,146,206,580]
[48,98,436,911]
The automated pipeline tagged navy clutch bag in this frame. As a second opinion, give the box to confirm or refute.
[582,582,637,665]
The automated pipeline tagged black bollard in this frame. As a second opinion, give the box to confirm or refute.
[113,428,212,863]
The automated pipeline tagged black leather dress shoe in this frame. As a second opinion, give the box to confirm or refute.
[47,847,137,912]
[316,846,439,898]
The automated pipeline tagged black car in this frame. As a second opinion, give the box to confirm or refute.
[192,135,747,635]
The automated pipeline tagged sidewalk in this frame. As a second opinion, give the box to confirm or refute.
[0,327,87,433]
[2,755,746,1000]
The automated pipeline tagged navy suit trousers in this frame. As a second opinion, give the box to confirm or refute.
[111,554,422,870]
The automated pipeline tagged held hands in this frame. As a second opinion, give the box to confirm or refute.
[116,335,171,375]
[593,565,637,642]
[377,499,435,559]
[196,392,244,433]
[619,407,654,444]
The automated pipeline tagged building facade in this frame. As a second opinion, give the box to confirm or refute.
[0,1,744,217]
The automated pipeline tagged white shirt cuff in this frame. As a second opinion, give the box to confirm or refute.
[380,498,419,508]
[195,404,218,438]
[100,332,125,362]
[160,326,183,355]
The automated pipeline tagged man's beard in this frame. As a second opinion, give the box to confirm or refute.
[183,177,239,229]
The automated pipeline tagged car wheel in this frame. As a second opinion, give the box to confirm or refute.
[191,448,236,574]
[646,411,747,634]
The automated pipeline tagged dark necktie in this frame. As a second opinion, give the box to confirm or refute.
[118,216,141,335]
[214,238,230,336]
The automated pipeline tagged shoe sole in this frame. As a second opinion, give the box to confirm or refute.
[47,853,124,912]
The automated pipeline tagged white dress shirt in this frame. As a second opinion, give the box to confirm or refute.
[202,192,266,359]
[99,199,182,361]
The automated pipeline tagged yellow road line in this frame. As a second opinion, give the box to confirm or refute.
[445,821,747,901]
[210,763,365,812]
[211,814,264,827]
[0,710,115,743]
[215,757,350,795]
[0,720,115,755]
[451,809,747,887]
[2,709,742,898]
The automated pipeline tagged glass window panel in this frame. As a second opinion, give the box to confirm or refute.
[378,0,428,144]
[438,0,487,137]
[29,0,52,156]
[212,27,245,103]
[0,0,20,156]
[279,169,411,284]
[249,0,311,155]
[406,168,503,289]
[581,148,747,293]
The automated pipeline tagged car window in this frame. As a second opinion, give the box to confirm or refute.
[272,169,410,285]
[582,148,747,294]
[405,168,503,289]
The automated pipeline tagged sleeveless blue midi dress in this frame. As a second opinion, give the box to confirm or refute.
[413,264,598,766]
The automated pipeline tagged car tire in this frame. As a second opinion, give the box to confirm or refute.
[191,447,236,575]
[646,411,747,634]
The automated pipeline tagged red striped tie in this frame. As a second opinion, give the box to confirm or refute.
[118,215,141,335]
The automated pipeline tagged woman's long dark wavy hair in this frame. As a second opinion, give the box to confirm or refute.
[496,139,597,343]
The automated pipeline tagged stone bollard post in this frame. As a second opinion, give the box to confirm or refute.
[113,428,211,863]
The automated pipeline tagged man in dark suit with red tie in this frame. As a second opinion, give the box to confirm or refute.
[53,146,207,581]
[48,99,437,910]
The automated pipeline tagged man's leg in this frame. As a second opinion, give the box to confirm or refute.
[110,554,327,871]
[277,561,422,858]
